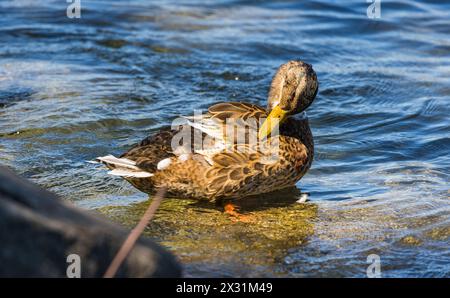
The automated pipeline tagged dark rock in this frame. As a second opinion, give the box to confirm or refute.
[0,166,182,277]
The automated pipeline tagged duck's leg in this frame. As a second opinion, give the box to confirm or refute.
[223,201,255,223]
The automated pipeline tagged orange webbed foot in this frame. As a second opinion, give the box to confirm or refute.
[223,202,256,223]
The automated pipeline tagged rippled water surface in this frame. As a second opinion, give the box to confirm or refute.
[1,0,449,277]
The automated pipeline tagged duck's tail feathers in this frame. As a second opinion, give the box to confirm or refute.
[89,155,153,178]
[107,169,153,178]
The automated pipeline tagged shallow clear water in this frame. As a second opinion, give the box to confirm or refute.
[0,0,449,277]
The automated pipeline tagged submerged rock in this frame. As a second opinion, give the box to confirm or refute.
[99,187,317,277]
[0,166,181,277]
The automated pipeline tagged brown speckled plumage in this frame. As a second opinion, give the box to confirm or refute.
[97,60,318,202]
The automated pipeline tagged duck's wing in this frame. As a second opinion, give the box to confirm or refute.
[207,102,267,123]
[182,102,267,145]
[94,103,269,179]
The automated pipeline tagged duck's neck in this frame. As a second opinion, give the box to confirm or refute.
[280,112,313,153]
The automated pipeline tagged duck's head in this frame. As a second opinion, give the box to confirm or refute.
[259,60,318,139]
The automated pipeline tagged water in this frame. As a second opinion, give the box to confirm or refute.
[1,0,449,277]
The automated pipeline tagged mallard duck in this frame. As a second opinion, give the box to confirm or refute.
[95,60,318,214]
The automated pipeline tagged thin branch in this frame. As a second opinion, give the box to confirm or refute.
[103,187,167,278]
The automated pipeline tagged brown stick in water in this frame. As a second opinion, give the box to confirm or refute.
[103,187,167,278]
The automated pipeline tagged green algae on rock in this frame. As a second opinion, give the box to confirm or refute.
[98,191,317,273]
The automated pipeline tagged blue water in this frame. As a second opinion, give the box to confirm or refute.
[0,0,449,277]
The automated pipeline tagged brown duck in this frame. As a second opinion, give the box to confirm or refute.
[95,60,318,218]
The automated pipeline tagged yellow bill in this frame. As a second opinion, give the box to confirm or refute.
[258,105,289,140]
